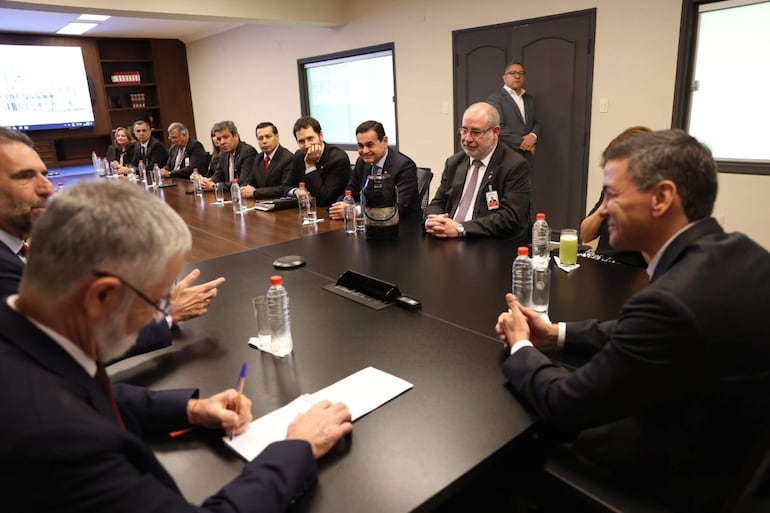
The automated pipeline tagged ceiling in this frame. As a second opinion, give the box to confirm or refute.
[0,6,242,43]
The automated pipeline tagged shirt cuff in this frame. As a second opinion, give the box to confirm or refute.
[529,132,538,141]
[304,166,317,175]
[509,339,534,355]
[557,322,566,348]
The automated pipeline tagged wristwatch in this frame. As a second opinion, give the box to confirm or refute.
[456,223,466,238]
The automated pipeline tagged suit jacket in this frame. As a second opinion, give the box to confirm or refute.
[164,138,208,179]
[0,240,171,361]
[426,143,531,241]
[343,150,420,220]
[503,218,770,511]
[241,145,294,199]
[0,302,317,513]
[210,140,259,185]
[285,144,351,207]
[487,87,542,151]
[131,136,169,169]
[105,144,134,167]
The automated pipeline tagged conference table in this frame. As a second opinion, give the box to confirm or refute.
[105,175,648,512]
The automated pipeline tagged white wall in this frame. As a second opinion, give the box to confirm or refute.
[186,0,770,250]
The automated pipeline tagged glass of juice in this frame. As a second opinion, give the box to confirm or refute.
[559,229,579,266]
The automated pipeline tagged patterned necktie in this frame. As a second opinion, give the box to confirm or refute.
[174,147,185,170]
[454,160,482,222]
[94,363,126,429]
[230,153,236,181]
[264,155,270,173]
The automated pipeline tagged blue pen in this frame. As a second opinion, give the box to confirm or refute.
[231,361,247,440]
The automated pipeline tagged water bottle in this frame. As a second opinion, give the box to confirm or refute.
[512,246,533,308]
[57,182,64,192]
[296,182,317,224]
[91,151,100,174]
[137,160,147,185]
[231,179,243,213]
[531,212,551,269]
[101,158,111,178]
[342,189,356,234]
[266,275,293,357]
[152,163,162,188]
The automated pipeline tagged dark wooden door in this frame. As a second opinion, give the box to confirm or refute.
[453,10,596,232]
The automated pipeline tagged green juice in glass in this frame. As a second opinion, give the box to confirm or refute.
[559,230,578,266]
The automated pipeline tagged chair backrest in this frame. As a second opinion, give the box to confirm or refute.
[416,167,433,216]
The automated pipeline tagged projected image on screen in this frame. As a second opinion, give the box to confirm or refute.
[0,44,95,131]
[303,48,396,146]
[688,1,770,163]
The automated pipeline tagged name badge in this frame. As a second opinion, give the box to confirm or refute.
[184,157,190,167]
[486,190,500,210]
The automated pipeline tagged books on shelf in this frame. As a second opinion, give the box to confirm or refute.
[110,71,141,84]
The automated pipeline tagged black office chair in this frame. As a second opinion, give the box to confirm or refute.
[416,167,432,216]
[543,435,770,513]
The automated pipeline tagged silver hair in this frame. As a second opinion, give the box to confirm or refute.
[465,102,500,129]
[167,122,189,136]
[20,181,191,300]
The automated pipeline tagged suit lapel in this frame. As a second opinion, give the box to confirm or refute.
[651,218,722,282]
[502,88,525,124]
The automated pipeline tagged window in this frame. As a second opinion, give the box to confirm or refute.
[673,0,770,174]
[298,43,397,150]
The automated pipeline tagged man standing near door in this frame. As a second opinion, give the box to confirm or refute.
[487,62,541,160]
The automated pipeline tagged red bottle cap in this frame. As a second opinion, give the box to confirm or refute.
[517,247,529,256]
[270,275,283,286]
[536,213,545,220]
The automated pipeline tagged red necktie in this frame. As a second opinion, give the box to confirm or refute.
[94,364,126,429]
[264,155,270,173]
[19,241,30,258]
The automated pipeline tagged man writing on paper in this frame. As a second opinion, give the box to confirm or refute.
[496,129,770,511]
[0,179,353,512]
[0,128,225,361]
[425,102,531,240]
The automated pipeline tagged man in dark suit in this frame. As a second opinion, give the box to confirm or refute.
[486,62,541,159]
[425,102,531,240]
[0,179,353,512]
[284,116,350,207]
[202,120,258,189]
[130,119,168,169]
[0,128,224,361]
[240,122,294,199]
[161,121,208,179]
[328,120,419,221]
[496,129,770,512]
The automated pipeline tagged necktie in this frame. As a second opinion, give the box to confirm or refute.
[230,153,236,181]
[174,147,185,170]
[94,364,126,429]
[18,241,30,259]
[264,155,270,173]
[372,164,381,175]
[141,145,146,160]
[454,160,482,222]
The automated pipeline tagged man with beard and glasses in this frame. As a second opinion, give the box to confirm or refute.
[425,102,531,241]
[0,179,353,512]
[0,127,225,361]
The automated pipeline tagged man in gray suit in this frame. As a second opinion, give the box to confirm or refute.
[487,62,541,159]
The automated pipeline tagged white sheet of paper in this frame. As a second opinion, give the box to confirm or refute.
[223,366,413,461]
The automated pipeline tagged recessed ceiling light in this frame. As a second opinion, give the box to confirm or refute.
[56,22,98,35]
[77,14,111,22]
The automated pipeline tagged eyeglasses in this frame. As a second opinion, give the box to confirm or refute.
[93,271,171,317]
[504,70,526,77]
[458,127,493,139]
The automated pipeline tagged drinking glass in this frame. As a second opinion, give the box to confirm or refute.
[251,296,271,351]
[559,229,579,266]
[532,267,551,313]
[214,183,225,203]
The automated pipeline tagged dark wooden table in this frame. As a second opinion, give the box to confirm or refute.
[110,214,648,512]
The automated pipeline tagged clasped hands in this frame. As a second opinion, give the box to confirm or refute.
[496,293,558,350]
[187,392,352,460]
[425,213,461,238]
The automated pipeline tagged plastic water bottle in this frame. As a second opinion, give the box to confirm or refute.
[231,179,243,213]
[152,163,162,188]
[531,212,551,269]
[91,151,100,174]
[342,189,356,234]
[266,275,293,357]
[296,182,316,224]
[512,246,533,308]
[137,160,147,185]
